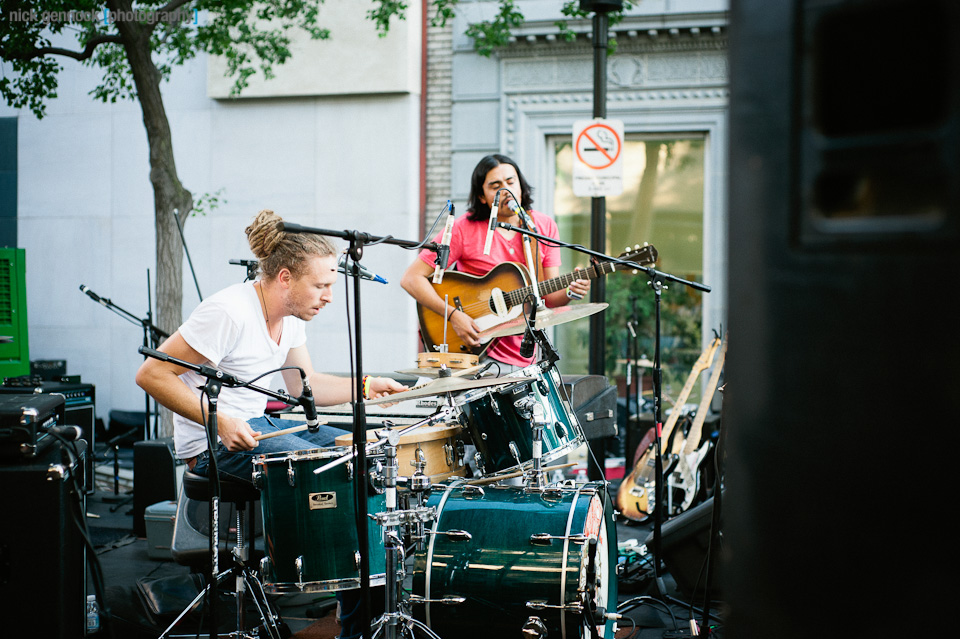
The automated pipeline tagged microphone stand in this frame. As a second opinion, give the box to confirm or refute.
[279,221,443,639]
[79,276,168,500]
[497,221,712,611]
[137,346,306,639]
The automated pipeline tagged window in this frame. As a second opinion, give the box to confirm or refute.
[550,134,707,404]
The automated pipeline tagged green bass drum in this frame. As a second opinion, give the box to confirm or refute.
[413,480,618,638]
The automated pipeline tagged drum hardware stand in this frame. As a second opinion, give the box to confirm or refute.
[279,221,446,639]
[138,347,308,639]
[368,429,444,639]
[497,221,712,592]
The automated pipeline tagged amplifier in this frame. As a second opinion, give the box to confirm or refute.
[0,439,87,639]
[0,380,96,493]
[561,375,618,440]
[0,393,66,460]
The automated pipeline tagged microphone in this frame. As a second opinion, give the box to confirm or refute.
[299,370,320,434]
[507,199,533,230]
[433,208,455,284]
[45,424,83,441]
[337,253,388,285]
[482,191,500,256]
[519,302,538,359]
[79,285,107,306]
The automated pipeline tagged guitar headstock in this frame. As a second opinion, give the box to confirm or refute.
[615,243,658,271]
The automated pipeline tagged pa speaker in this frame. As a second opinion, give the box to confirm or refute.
[726,1,959,637]
[0,441,86,638]
[645,491,722,602]
[133,438,183,537]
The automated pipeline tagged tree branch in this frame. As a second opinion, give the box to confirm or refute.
[3,34,123,62]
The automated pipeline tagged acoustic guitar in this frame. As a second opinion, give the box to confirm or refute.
[667,335,726,515]
[616,335,721,523]
[417,244,658,355]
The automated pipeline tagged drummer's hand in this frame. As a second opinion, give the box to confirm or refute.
[368,377,409,409]
[450,310,481,347]
[369,376,408,399]
[217,414,261,451]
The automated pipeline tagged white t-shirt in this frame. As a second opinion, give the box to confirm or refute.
[173,282,307,458]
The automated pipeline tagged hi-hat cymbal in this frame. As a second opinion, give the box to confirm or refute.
[365,374,532,405]
[480,302,609,340]
[395,365,483,379]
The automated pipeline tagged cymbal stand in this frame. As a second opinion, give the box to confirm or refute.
[497,220,715,610]
[368,429,442,639]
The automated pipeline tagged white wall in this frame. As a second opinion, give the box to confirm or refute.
[3,7,424,422]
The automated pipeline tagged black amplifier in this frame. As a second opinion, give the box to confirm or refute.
[0,380,96,492]
[0,393,66,460]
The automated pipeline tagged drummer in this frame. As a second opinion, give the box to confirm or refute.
[136,209,405,639]
[400,154,591,373]
[136,208,407,483]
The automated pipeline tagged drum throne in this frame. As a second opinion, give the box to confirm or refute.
[158,470,287,638]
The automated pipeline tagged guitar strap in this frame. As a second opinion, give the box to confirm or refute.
[519,212,541,304]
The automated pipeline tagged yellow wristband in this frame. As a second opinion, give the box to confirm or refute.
[362,375,372,400]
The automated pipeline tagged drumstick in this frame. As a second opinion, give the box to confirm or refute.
[465,462,577,486]
[254,422,326,441]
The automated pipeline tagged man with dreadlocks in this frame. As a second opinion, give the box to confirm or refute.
[137,208,406,480]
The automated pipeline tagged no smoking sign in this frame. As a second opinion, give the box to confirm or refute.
[573,119,624,197]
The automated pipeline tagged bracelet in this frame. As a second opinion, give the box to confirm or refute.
[362,375,372,400]
[566,286,583,301]
[445,307,458,321]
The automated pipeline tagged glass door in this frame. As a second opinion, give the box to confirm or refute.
[550,134,707,406]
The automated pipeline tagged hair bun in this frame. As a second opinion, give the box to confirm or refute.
[245,209,283,259]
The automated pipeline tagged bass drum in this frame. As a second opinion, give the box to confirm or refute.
[413,480,618,639]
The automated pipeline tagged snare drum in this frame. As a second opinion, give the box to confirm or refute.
[252,447,387,593]
[458,363,584,476]
[413,480,618,638]
[335,424,466,484]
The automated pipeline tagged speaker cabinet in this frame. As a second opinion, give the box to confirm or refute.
[726,1,959,637]
[645,492,722,602]
[0,441,86,638]
[133,438,183,537]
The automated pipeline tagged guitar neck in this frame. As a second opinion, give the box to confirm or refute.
[680,338,727,456]
[503,262,616,308]
[661,337,721,445]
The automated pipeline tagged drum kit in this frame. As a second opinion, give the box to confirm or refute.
[249,303,619,639]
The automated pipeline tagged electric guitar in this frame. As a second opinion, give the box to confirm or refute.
[616,335,721,523]
[667,335,726,516]
[417,244,658,355]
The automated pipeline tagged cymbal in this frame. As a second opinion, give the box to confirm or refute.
[365,374,533,405]
[395,365,483,379]
[479,303,609,339]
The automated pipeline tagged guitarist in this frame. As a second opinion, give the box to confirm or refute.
[401,154,591,372]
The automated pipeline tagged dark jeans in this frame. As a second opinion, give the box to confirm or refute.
[190,415,350,485]
[337,586,385,639]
